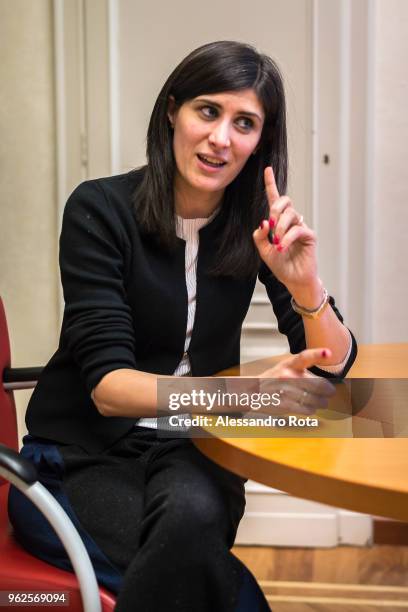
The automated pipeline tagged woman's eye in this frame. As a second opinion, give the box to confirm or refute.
[236,117,254,131]
[200,106,218,119]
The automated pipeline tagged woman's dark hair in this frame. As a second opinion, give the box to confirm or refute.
[134,40,287,278]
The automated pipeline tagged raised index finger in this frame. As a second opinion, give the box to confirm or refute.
[264,165,280,206]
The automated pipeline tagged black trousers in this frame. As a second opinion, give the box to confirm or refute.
[9,427,271,612]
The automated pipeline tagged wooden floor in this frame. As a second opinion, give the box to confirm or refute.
[232,545,408,611]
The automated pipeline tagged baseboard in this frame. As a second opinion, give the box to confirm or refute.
[236,482,372,547]
[236,511,339,547]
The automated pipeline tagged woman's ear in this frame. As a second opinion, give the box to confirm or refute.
[167,95,176,128]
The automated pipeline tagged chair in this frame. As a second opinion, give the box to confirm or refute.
[0,297,116,612]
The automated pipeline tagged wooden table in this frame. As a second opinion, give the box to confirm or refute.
[193,344,408,521]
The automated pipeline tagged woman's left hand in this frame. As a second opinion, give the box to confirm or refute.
[253,166,319,294]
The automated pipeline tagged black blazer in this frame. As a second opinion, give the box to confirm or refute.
[26,169,357,452]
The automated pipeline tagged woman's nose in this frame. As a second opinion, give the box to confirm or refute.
[208,121,231,148]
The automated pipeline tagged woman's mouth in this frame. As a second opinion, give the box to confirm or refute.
[197,153,227,169]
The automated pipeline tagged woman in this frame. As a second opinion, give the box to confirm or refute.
[9,41,356,611]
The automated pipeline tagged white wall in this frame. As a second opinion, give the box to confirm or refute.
[371,0,408,342]
[314,0,408,344]
[0,0,59,437]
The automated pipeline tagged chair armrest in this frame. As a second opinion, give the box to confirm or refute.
[0,445,101,612]
[0,444,37,484]
[3,367,43,391]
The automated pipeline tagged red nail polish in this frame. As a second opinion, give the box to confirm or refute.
[277,244,283,252]
[269,217,276,229]
[273,234,280,245]
[321,350,327,358]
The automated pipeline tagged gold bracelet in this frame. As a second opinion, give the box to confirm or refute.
[290,288,329,320]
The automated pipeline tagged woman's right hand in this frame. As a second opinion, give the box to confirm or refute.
[258,348,336,416]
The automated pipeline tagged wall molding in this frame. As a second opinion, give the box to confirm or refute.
[53,0,112,203]
[314,0,374,343]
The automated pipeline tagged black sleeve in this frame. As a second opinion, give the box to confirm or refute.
[59,179,137,393]
[258,263,357,378]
